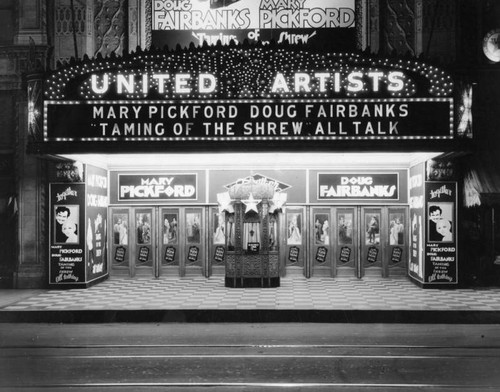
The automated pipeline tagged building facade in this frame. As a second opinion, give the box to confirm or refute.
[1,0,499,289]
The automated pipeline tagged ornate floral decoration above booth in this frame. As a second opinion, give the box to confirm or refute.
[218,179,287,215]
[44,42,454,101]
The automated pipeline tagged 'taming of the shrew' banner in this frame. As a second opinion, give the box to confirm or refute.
[45,99,452,141]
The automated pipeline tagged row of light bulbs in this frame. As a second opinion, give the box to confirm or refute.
[44,45,454,101]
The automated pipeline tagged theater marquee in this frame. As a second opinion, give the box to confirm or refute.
[39,44,457,148]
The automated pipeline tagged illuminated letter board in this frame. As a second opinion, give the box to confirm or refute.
[42,45,456,146]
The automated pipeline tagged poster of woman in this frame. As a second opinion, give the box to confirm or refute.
[213,212,226,245]
[113,214,128,245]
[389,213,405,245]
[287,212,302,245]
[187,212,201,244]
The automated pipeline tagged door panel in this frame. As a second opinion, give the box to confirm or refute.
[386,207,408,276]
[110,206,207,278]
[133,207,155,276]
[283,207,306,276]
[160,207,180,276]
[110,208,131,275]
[311,208,332,277]
[209,207,226,276]
[361,207,384,277]
[183,207,205,276]
[335,207,358,277]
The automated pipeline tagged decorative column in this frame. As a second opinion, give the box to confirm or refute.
[94,0,127,57]
[381,0,423,56]
[15,72,46,288]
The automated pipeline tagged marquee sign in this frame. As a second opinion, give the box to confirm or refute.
[224,173,292,192]
[152,0,356,49]
[318,173,399,200]
[118,174,198,201]
[41,44,456,145]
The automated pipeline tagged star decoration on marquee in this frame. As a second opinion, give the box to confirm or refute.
[242,193,261,213]
[217,192,234,213]
[269,192,287,213]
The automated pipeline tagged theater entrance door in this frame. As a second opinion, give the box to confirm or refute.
[109,206,206,277]
[309,206,408,278]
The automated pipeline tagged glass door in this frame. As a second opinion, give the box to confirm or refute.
[183,207,205,277]
[132,207,155,276]
[209,207,226,276]
[110,207,131,276]
[311,207,333,277]
[159,207,180,276]
[334,207,358,277]
[386,207,408,276]
[282,206,306,277]
[361,207,384,277]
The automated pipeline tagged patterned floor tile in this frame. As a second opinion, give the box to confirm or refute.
[2,276,500,311]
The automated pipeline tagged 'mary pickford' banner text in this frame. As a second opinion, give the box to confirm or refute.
[152,0,355,49]
[45,99,452,141]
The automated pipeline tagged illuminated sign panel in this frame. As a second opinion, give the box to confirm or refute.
[45,99,453,141]
[118,174,198,201]
[318,173,399,200]
[152,0,355,49]
[224,173,292,192]
[41,45,456,145]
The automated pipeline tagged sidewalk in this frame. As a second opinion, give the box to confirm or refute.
[1,276,500,323]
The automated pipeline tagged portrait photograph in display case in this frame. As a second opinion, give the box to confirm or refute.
[163,213,178,245]
[314,214,330,245]
[186,212,201,244]
[113,213,128,246]
[213,212,226,245]
[428,203,454,243]
[54,205,80,244]
[287,212,303,245]
[338,213,353,245]
[389,213,405,245]
[365,213,380,245]
[136,213,152,245]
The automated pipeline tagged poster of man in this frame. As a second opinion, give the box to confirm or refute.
[338,213,353,245]
[163,213,178,245]
[136,213,151,245]
[54,205,79,244]
[314,214,330,245]
[365,213,380,245]
[186,212,201,244]
[428,203,454,243]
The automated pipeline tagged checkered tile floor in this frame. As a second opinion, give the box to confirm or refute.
[2,276,500,311]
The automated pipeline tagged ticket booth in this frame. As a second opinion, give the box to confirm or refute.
[221,181,286,287]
